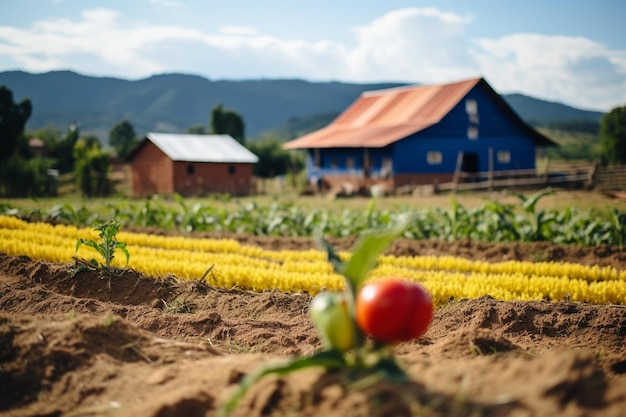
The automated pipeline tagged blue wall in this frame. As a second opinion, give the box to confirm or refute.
[307,82,539,179]
[393,84,537,174]
[307,146,393,179]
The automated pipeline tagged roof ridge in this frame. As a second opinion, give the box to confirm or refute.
[362,76,483,97]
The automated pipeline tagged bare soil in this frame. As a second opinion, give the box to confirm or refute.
[1,233,626,417]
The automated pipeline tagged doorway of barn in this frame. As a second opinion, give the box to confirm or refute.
[462,152,480,182]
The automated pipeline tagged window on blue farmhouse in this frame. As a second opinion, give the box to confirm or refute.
[466,99,479,124]
[427,151,442,165]
[497,150,511,164]
[467,126,479,140]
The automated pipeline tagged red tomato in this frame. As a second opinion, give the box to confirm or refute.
[355,279,433,344]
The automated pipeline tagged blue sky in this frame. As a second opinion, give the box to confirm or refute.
[1,0,625,111]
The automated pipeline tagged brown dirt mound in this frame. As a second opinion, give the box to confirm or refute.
[1,234,626,417]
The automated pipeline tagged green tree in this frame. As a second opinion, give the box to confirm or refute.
[53,124,80,173]
[0,124,62,197]
[109,120,138,159]
[210,103,245,145]
[600,105,626,164]
[187,124,206,134]
[24,126,63,159]
[0,85,32,162]
[31,126,63,145]
[247,137,304,178]
[0,155,56,197]
[74,135,111,197]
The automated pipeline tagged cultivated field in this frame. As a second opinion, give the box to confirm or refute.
[1,188,626,417]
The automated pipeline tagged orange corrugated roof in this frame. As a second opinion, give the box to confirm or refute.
[284,77,482,149]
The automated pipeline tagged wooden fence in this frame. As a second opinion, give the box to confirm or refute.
[436,161,597,193]
[594,164,626,190]
[430,162,626,193]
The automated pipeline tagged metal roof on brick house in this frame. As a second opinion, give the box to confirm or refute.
[138,133,259,163]
[283,77,555,149]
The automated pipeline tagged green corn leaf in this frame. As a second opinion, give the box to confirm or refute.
[115,241,130,264]
[76,238,106,259]
[342,216,412,294]
[317,216,412,295]
[315,233,345,275]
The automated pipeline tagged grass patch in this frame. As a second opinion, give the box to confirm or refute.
[162,296,195,314]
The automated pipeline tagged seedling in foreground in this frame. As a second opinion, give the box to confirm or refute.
[219,217,433,417]
[76,220,130,269]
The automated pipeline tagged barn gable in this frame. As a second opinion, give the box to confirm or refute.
[283,77,556,189]
[127,133,258,197]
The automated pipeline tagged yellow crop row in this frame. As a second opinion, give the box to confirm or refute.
[379,254,626,282]
[1,215,625,306]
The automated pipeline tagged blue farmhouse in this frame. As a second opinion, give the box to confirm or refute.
[284,77,556,191]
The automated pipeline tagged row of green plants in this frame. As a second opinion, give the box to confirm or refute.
[2,188,625,247]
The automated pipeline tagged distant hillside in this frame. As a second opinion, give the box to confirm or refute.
[502,94,605,124]
[0,70,606,142]
[259,112,340,141]
[0,70,403,141]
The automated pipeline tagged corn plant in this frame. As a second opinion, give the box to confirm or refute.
[5,187,626,247]
[608,207,626,248]
[75,220,129,269]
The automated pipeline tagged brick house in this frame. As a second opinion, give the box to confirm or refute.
[127,133,259,197]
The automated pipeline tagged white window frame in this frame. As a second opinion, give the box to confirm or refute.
[466,99,479,124]
[465,99,477,115]
[497,150,511,164]
[427,151,442,165]
[467,126,479,140]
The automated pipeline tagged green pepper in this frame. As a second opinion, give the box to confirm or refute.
[309,291,356,352]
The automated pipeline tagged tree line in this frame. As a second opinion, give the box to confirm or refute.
[0,85,303,198]
[2,83,624,199]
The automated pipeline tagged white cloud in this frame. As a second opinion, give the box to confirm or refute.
[219,25,260,36]
[474,34,626,110]
[146,0,184,8]
[0,6,624,110]
[0,8,205,75]
[345,7,478,82]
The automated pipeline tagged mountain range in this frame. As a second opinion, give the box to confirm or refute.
[0,70,605,143]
